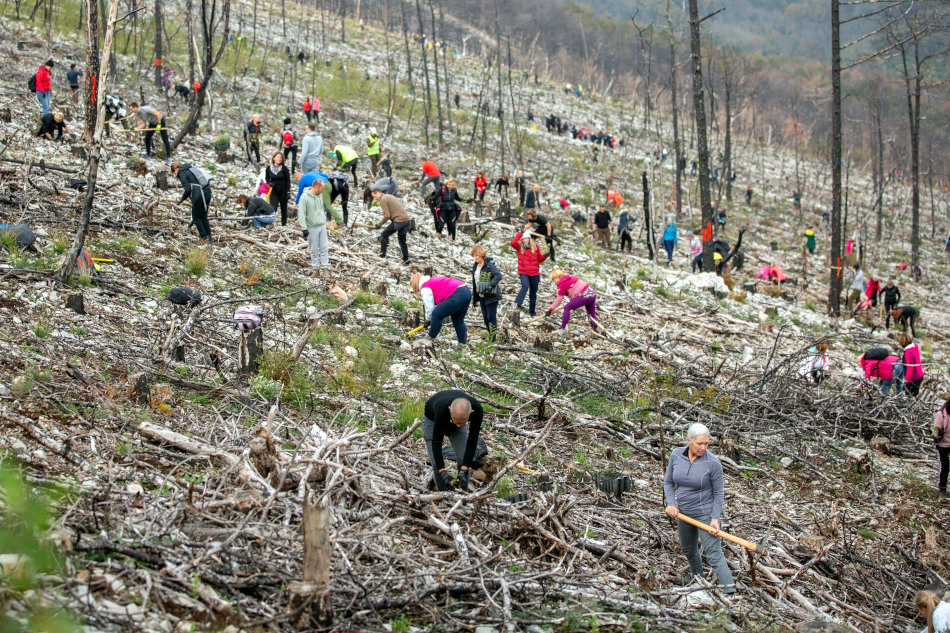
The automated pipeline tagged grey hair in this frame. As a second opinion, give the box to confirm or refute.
[687,423,711,440]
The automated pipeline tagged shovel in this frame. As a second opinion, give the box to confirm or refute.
[676,513,766,554]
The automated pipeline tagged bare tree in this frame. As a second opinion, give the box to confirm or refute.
[153,0,162,87]
[828,0,843,315]
[414,0,431,147]
[82,0,100,142]
[665,0,684,216]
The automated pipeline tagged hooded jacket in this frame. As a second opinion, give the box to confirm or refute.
[300,131,324,173]
[510,232,546,276]
[297,187,327,229]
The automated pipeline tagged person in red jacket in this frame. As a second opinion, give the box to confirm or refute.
[472,171,487,202]
[35,59,54,116]
[511,231,546,316]
[420,160,441,198]
[865,275,881,307]
[303,96,313,122]
[897,332,924,397]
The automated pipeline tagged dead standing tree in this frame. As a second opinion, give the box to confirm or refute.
[81,0,100,142]
[170,0,230,151]
[59,0,120,282]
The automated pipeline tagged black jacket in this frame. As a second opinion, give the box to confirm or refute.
[434,185,461,212]
[524,189,540,209]
[245,197,273,217]
[471,257,502,306]
[176,163,208,203]
[881,285,901,306]
[37,114,66,138]
[594,210,611,229]
[424,390,484,470]
[265,164,291,196]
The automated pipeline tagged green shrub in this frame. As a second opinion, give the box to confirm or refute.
[183,247,210,277]
[257,349,314,407]
[213,134,231,146]
[10,373,34,398]
[494,476,515,498]
[33,322,52,339]
[396,395,425,431]
[353,290,378,306]
[249,375,283,401]
[389,297,406,312]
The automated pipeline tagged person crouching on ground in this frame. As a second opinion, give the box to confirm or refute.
[411,272,471,346]
[470,245,502,342]
[422,390,484,492]
[298,173,329,274]
[237,194,276,228]
[914,586,950,633]
[858,350,902,397]
[547,269,597,333]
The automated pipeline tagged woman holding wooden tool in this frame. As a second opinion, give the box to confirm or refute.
[663,423,737,596]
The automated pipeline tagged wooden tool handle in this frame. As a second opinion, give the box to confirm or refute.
[676,513,765,554]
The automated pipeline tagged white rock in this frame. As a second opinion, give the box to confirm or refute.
[770,491,784,501]
[344,346,359,358]
[0,384,9,396]
[780,457,794,468]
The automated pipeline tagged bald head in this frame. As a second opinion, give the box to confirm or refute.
[449,398,472,426]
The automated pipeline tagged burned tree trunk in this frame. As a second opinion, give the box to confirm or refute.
[687,0,715,271]
[82,0,100,142]
[414,0,431,147]
[153,0,162,87]
[828,0,843,315]
[643,171,655,261]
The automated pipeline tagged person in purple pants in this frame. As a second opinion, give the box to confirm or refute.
[546,269,597,333]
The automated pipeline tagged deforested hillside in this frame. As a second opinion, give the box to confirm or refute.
[0,1,949,632]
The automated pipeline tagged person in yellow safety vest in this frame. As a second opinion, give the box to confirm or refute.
[366,128,381,178]
[328,144,360,189]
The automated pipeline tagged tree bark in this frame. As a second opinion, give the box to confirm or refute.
[828,0,843,316]
[643,171,655,260]
[60,0,119,282]
[687,0,714,271]
[82,0,100,143]
[666,1,682,216]
[429,0,443,149]
[153,0,162,87]
[414,0,431,147]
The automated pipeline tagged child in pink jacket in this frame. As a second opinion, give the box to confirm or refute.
[547,270,597,331]
[858,350,902,397]
[897,332,924,397]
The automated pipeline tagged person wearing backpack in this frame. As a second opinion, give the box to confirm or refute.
[245,114,263,164]
[171,161,213,242]
[33,59,55,116]
[130,102,172,163]
[298,174,330,273]
[265,151,291,226]
[299,123,324,174]
[328,144,360,189]
[280,118,299,173]
[932,398,950,497]
[858,349,902,397]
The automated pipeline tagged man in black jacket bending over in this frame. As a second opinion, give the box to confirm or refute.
[423,390,484,492]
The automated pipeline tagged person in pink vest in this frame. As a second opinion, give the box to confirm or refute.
[858,350,902,397]
[897,332,924,397]
[546,269,597,333]
[411,273,472,344]
[932,397,950,496]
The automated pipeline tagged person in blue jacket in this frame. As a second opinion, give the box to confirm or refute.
[662,216,678,264]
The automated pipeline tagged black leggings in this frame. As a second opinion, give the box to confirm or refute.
[144,118,171,158]
[191,189,212,238]
[330,181,350,225]
[342,158,359,190]
[619,231,632,252]
[938,446,949,492]
[270,189,289,226]
[444,208,458,240]
[283,145,298,172]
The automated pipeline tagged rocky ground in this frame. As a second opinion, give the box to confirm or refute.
[1,3,949,633]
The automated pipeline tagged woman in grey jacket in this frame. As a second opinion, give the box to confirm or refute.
[663,423,736,595]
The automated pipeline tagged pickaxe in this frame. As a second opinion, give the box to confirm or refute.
[676,513,766,555]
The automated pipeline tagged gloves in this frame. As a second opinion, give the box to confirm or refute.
[546,309,553,316]
[424,320,431,328]
[457,469,470,490]
[302,229,309,239]
[436,470,453,491]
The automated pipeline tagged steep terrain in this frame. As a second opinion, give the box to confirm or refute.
[0,3,949,633]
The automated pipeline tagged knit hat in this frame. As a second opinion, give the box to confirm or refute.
[45,59,55,67]
[370,180,388,193]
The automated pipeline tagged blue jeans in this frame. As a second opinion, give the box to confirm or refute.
[251,215,275,228]
[36,91,51,116]
[516,274,540,316]
[422,415,468,490]
[880,378,903,397]
[677,513,736,594]
[663,239,675,262]
[429,286,471,343]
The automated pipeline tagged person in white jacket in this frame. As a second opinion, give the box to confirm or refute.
[299,123,324,174]
[916,587,950,633]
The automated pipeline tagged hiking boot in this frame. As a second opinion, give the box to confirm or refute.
[140,153,150,160]
[165,157,172,164]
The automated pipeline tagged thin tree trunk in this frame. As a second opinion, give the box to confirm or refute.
[428,0,442,148]
[667,2,682,216]
[687,0,713,271]
[60,0,119,282]
[82,0,100,142]
[414,0,431,147]
[153,0,162,87]
[828,0,843,316]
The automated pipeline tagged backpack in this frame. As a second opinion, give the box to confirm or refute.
[27,73,37,93]
[864,347,889,362]
[282,131,294,147]
[189,166,214,189]
[233,305,263,332]
[168,286,202,307]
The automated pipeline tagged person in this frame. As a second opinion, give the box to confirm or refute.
[717,208,727,228]
[454,93,460,108]
[411,272,471,345]
[376,150,393,179]
[593,206,612,249]
[326,144,359,189]
[663,423,736,596]
[804,226,816,254]
[898,332,924,397]
[422,390,484,491]
[494,173,509,198]
[432,178,462,243]
[265,151,291,226]
[472,171,487,203]
[799,342,830,384]
[606,189,623,208]
[514,171,526,207]
[171,161,212,242]
[130,102,171,163]
[293,170,327,206]
[881,279,901,327]
[420,159,441,198]
[237,194,276,228]
[860,276,879,308]
[617,209,634,253]
[103,94,128,137]
[511,231,545,317]
[312,96,321,123]
[34,59,54,116]
[891,305,919,337]
[36,112,70,140]
[245,114,263,164]
[525,208,555,262]
[303,96,313,122]
[298,174,330,273]
[547,269,597,333]
[323,171,351,227]
[280,118,299,173]
[933,399,950,497]
[662,217,678,264]
[846,264,865,312]
[915,586,950,632]
[858,350,902,397]
[299,123,324,174]
[524,184,541,211]
[363,176,399,209]
[470,246,502,342]
[371,183,410,264]
[689,229,702,267]
[745,185,753,204]
[66,63,83,106]
[365,128,381,177]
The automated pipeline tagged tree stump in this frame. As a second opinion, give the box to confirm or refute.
[70,145,88,160]
[238,329,263,376]
[0,108,11,123]
[65,292,85,314]
[286,493,332,629]
[402,308,420,328]
[127,372,150,406]
[154,171,171,191]
[369,281,387,296]
[216,151,231,164]
[510,309,521,327]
